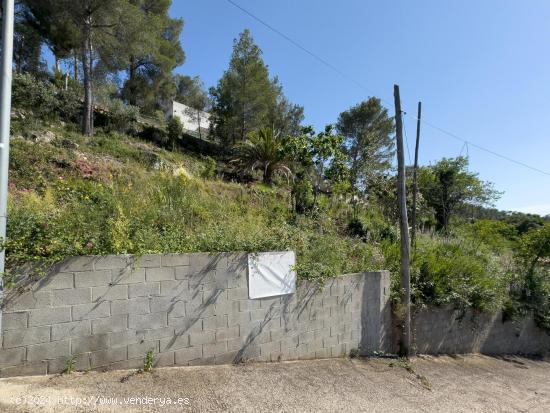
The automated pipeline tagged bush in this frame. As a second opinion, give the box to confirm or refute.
[12,73,57,118]
[104,99,139,134]
[56,87,82,122]
[167,117,183,151]
[292,174,314,214]
[200,156,217,179]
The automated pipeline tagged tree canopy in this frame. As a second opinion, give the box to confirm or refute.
[336,98,395,194]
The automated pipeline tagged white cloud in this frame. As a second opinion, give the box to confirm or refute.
[515,204,550,216]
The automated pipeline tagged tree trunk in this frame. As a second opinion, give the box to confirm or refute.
[82,30,93,136]
[54,55,60,73]
[74,52,78,80]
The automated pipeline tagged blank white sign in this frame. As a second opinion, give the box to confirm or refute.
[247,251,296,299]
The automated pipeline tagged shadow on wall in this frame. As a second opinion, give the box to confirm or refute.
[359,271,394,356]
[411,307,550,355]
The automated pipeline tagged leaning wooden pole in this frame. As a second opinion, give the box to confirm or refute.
[394,85,411,356]
[411,101,422,246]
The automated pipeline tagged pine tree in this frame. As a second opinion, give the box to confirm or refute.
[336,98,395,193]
[210,30,286,145]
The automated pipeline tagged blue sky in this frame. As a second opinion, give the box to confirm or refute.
[169,0,550,215]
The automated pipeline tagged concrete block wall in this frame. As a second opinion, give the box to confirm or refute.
[412,306,550,355]
[0,253,391,377]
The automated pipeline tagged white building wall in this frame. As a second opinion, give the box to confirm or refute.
[169,101,211,133]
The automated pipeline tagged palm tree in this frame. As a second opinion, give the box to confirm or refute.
[231,128,292,185]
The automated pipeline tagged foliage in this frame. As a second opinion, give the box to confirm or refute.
[210,29,303,145]
[167,116,184,151]
[418,157,501,232]
[12,73,58,118]
[383,236,510,312]
[104,99,140,134]
[231,128,292,185]
[63,356,76,374]
[292,173,314,214]
[507,225,550,329]
[144,350,154,373]
[336,98,395,193]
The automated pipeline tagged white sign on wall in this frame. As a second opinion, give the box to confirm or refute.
[247,251,296,299]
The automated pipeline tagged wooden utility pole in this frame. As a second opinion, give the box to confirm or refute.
[394,85,411,356]
[411,102,422,246]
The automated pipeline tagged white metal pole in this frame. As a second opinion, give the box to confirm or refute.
[0,0,15,308]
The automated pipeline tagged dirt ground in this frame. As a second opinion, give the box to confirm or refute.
[0,355,549,412]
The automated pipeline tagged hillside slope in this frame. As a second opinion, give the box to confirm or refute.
[5,119,381,282]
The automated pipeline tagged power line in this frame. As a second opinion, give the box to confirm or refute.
[226,0,550,178]
[225,0,384,100]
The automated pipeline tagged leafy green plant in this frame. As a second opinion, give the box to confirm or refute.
[144,350,154,372]
[64,356,76,374]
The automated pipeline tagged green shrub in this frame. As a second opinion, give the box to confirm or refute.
[12,73,57,118]
[105,99,139,134]
[292,174,314,214]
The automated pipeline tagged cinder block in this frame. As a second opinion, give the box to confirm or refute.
[47,353,90,374]
[162,254,190,267]
[29,307,71,326]
[144,327,175,341]
[203,342,227,358]
[94,255,130,270]
[90,347,127,368]
[155,351,175,367]
[52,288,91,306]
[91,315,127,334]
[188,271,216,289]
[3,326,50,348]
[159,280,189,297]
[2,312,28,330]
[238,300,260,312]
[0,347,26,367]
[146,267,175,282]
[71,302,110,321]
[214,351,239,365]
[52,320,91,341]
[92,285,128,302]
[36,273,74,291]
[228,311,251,327]
[128,312,167,330]
[112,268,146,285]
[160,334,190,351]
[149,296,186,316]
[202,315,228,331]
[174,346,202,364]
[228,288,248,300]
[128,282,160,298]
[260,341,281,356]
[227,337,243,352]
[170,317,202,333]
[189,330,215,346]
[0,361,47,377]
[315,348,330,359]
[3,291,51,311]
[215,299,239,316]
[74,270,111,288]
[109,330,144,347]
[128,340,160,358]
[27,340,70,361]
[175,266,192,280]
[71,334,110,354]
[215,326,240,341]
[134,254,161,268]
[111,297,149,315]
[189,253,225,275]
[60,257,95,272]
